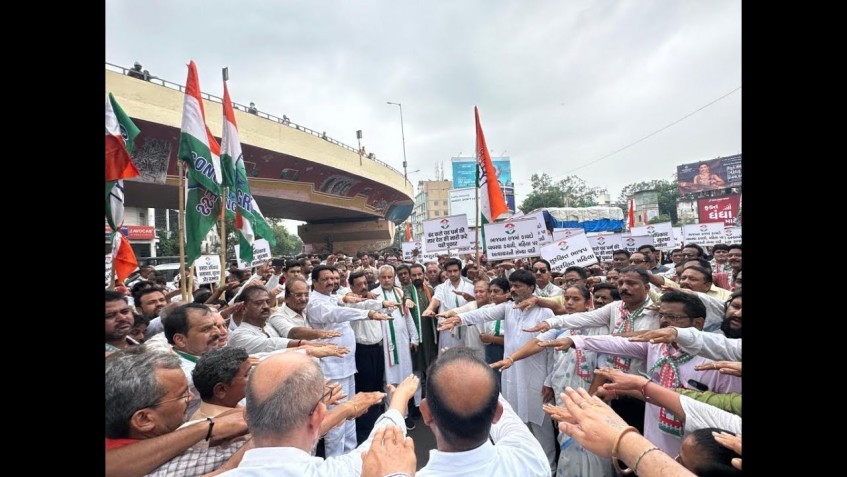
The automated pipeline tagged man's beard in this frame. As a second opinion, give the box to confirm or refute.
[720,318,742,339]
[412,279,424,287]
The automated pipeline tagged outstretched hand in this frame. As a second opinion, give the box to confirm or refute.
[523,321,551,333]
[555,386,631,459]
[627,328,678,344]
[513,295,539,311]
[695,360,741,377]
[361,426,416,477]
[712,431,742,469]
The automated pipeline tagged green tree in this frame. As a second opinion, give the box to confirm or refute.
[268,219,303,256]
[519,173,596,213]
[156,228,180,256]
[616,179,680,225]
[391,223,405,250]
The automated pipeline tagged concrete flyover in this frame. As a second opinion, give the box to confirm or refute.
[106,65,413,254]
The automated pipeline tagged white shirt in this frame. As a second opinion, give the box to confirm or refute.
[459,302,554,426]
[305,290,373,379]
[268,304,309,338]
[675,327,742,361]
[228,321,293,354]
[535,282,563,298]
[680,395,742,435]
[544,300,660,377]
[219,409,405,477]
[417,396,549,477]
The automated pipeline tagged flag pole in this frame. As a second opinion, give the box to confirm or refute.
[177,160,190,302]
[219,187,227,287]
[474,145,480,265]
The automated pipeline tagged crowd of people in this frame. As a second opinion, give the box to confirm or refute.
[106,242,742,476]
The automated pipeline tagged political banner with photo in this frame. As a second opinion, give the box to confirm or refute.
[234,238,271,269]
[540,233,598,272]
[682,223,725,246]
[676,154,742,195]
[195,255,223,285]
[422,214,471,252]
[553,228,585,240]
[723,227,742,242]
[105,254,113,287]
[621,234,655,253]
[630,222,677,250]
[587,233,623,262]
[484,218,541,260]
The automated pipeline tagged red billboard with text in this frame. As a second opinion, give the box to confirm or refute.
[697,195,740,227]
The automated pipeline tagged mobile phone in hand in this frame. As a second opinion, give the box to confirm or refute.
[687,379,709,392]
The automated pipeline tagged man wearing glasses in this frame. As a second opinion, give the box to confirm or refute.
[531,259,563,298]
[534,290,741,458]
[106,346,251,476]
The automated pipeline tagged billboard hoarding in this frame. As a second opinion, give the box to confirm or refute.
[676,154,741,195]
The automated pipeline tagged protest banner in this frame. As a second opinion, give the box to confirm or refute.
[682,223,725,246]
[723,226,742,242]
[234,238,271,269]
[422,214,471,252]
[621,234,655,253]
[630,222,677,250]
[484,218,540,260]
[195,255,222,285]
[541,233,598,271]
[552,228,585,240]
[105,254,113,288]
[587,233,623,262]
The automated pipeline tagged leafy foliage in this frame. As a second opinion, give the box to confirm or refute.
[519,173,596,213]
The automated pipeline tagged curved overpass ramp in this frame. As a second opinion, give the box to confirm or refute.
[106,66,413,254]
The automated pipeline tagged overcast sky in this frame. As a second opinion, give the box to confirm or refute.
[107,0,741,230]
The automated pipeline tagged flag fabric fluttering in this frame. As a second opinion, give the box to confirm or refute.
[178,61,223,194]
[405,222,413,241]
[178,61,223,267]
[221,79,276,264]
[111,230,138,283]
[106,180,125,232]
[474,107,509,252]
[628,198,635,229]
[105,93,140,182]
[474,106,509,225]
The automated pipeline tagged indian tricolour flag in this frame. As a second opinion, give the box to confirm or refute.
[105,92,140,182]
[221,79,276,264]
[178,60,222,194]
[474,106,508,251]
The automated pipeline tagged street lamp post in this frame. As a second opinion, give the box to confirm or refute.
[386,101,408,184]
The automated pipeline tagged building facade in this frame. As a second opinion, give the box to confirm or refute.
[411,180,452,238]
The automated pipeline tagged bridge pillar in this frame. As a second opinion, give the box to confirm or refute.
[298,219,396,255]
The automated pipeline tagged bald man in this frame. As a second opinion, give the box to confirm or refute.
[219,351,419,476]
[417,348,549,477]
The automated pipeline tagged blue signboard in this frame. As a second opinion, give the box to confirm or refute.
[452,157,513,189]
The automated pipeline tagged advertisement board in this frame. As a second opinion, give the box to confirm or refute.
[676,154,742,195]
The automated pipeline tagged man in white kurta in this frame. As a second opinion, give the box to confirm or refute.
[305,266,391,458]
[542,290,742,457]
[422,258,475,351]
[376,266,421,406]
[446,269,557,474]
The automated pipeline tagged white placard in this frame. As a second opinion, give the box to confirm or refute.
[521,210,551,245]
[195,255,223,285]
[105,254,113,288]
[540,233,598,271]
[630,222,677,251]
[422,214,471,252]
[457,235,481,254]
[401,240,423,261]
[682,223,725,246]
[587,233,623,262]
[723,227,742,242]
[621,234,655,253]
[673,227,684,247]
[552,228,585,240]
[448,188,478,227]
[484,218,541,260]
[234,238,272,269]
